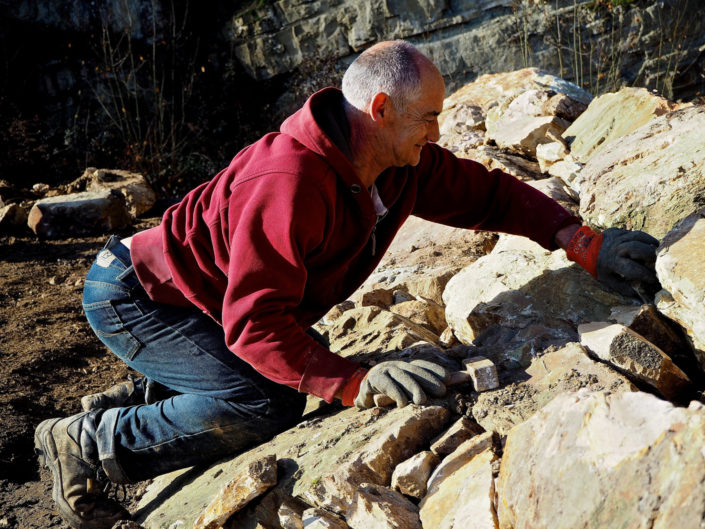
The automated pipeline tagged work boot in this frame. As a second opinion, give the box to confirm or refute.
[82,376,176,411]
[34,412,131,529]
[81,377,143,412]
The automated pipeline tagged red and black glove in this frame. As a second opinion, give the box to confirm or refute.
[566,226,660,299]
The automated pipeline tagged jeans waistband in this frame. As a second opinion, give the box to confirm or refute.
[103,235,133,268]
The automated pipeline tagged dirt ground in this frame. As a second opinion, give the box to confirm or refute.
[0,219,158,528]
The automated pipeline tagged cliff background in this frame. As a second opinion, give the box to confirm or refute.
[1,0,704,197]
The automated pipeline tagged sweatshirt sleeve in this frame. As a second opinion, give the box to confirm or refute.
[412,144,580,250]
[219,171,360,403]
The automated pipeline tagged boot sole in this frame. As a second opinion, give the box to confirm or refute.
[34,418,129,529]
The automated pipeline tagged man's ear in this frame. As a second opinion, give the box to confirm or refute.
[369,92,390,122]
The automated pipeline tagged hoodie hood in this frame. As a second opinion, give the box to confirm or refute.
[280,87,367,191]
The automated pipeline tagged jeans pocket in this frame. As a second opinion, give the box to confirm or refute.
[83,300,142,361]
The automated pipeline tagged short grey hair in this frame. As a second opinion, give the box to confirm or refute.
[342,40,422,113]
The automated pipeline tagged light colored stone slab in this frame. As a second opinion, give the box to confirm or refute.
[194,455,277,529]
[655,208,705,369]
[85,168,156,219]
[578,105,705,238]
[391,451,439,499]
[563,87,679,163]
[497,390,705,529]
[578,322,690,400]
[420,448,498,529]
[27,190,131,238]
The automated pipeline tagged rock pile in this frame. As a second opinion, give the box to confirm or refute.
[108,69,705,529]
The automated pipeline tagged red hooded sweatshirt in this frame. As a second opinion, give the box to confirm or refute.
[131,88,579,402]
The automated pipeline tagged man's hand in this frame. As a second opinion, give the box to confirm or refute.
[565,225,660,299]
[354,360,451,409]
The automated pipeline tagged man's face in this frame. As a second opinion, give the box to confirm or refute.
[386,70,445,167]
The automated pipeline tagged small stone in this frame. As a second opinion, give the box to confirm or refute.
[345,483,422,529]
[463,356,500,392]
[430,416,485,457]
[32,183,51,194]
[439,327,459,347]
[278,502,303,529]
[391,450,440,498]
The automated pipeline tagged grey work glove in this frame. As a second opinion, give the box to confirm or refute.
[354,359,451,409]
[596,228,660,299]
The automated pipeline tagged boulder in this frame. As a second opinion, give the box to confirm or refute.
[389,299,447,336]
[655,208,705,369]
[443,234,629,368]
[526,176,579,216]
[563,87,680,163]
[27,190,131,238]
[578,322,690,400]
[446,144,543,180]
[497,390,705,529]
[419,448,498,529]
[578,105,705,238]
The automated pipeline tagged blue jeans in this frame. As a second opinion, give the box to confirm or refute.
[82,236,307,483]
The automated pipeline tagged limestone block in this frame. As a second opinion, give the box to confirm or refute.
[389,299,447,336]
[193,455,277,529]
[420,448,498,529]
[563,87,680,163]
[301,508,349,529]
[322,305,441,358]
[463,356,500,392]
[27,190,131,238]
[547,159,583,191]
[536,141,569,172]
[655,208,705,369]
[443,234,627,368]
[358,288,395,309]
[497,390,705,529]
[472,342,634,436]
[578,322,690,400]
[391,451,439,499]
[138,405,449,528]
[345,484,422,529]
[610,304,699,376]
[426,432,495,497]
[578,105,705,238]
[441,68,591,123]
[430,416,484,457]
[487,113,570,158]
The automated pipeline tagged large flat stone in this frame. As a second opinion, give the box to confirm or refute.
[577,105,705,238]
[497,390,705,529]
[655,208,705,369]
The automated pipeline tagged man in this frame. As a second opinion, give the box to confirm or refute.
[35,40,659,528]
